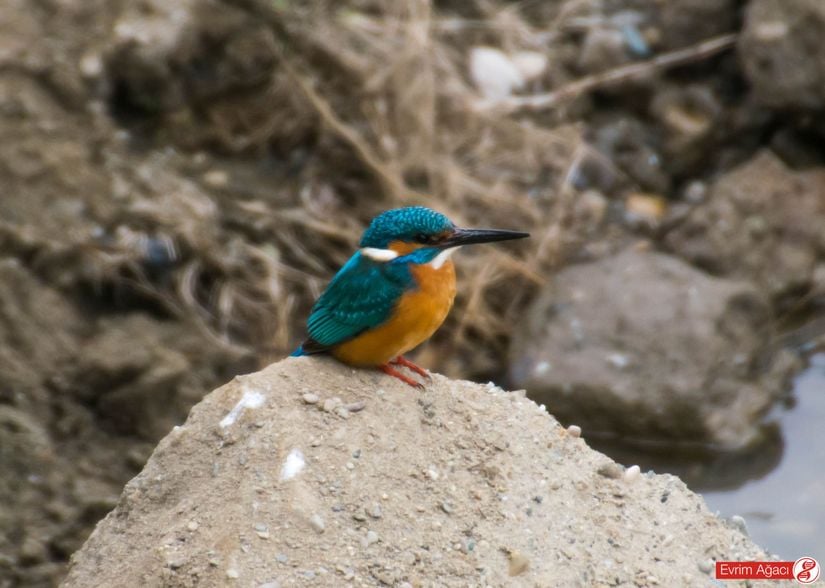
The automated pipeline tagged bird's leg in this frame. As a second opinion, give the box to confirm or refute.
[390,356,431,380]
[380,363,424,389]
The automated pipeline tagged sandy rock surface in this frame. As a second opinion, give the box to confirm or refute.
[64,358,778,587]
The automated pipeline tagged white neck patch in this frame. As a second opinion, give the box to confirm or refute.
[361,247,399,262]
[430,247,459,269]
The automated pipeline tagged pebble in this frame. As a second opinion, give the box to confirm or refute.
[698,559,714,574]
[367,503,383,519]
[276,553,288,564]
[187,520,199,531]
[345,401,366,412]
[254,523,270,539]
[364,530,380,547]
[440,501,454,514]
[507,549,530,576]
[624,465,641,483]
[322,398,341,412]
[226,568,240,579]
[203,169,230,188]
[352,512,367,522]
[310,514,325,534]
[302,393,319,404]
[79,53,103,78]
[567,425,582,438]
[598,463,624,479]
[258,582,280,588]
[335,406,351,419]
[345,461,355,471]
[729,515,749,537]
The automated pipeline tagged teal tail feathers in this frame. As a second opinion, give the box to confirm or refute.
[290,346,305,357]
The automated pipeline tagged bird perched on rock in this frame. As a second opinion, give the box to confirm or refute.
[292,206,529,387]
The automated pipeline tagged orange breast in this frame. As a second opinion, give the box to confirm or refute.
[332,260,457,367]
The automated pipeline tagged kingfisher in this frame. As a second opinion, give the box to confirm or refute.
[291,206,529,387]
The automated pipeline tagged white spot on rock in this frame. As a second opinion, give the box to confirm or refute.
[280,448,306,481]
[220,386,266,428]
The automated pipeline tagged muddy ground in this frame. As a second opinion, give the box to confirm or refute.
[1,0,825,586]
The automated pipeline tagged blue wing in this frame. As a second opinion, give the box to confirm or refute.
[297,252,412,353]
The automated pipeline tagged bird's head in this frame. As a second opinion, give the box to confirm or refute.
[359,206,528,265]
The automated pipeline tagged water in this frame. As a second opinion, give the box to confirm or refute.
[590,354,825,562]
[700,354,825,562]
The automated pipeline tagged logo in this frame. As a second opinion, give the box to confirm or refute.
[716,557,820,584]
[794,557,821,585]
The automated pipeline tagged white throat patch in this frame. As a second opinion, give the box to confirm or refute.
[361,247,399,262]
[430,247,459,269]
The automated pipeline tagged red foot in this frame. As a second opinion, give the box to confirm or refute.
[391,356,432,380]
[380,363,425,389]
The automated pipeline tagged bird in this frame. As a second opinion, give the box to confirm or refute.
[291,206,529,387]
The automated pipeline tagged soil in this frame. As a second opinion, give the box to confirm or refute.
[1,0,825,585]
[63,358,782,588]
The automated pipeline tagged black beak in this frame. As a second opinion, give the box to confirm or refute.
[440,227,530,248]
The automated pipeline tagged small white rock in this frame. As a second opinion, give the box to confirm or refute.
[567,425,582,438]
[79,53,103,78]
[310,514,325,534]
[302,393,319,404]
[365,530,379,546]
[624,465,641,483]
[202,169,229,188]
[469,46,525,100]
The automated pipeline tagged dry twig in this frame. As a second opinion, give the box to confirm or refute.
[478,33,738,113]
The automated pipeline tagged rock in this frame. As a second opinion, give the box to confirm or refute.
[740,0,825,110]
[469,47,527,100]
[64,358,777,586]
[597,463,624,480]
[624,465,642,483]
[309,514,325,534]
[509,248,783,449]
[592,117,670,194]
[507,549,530,577]
[649,83,723,175]
[665,151,825,302]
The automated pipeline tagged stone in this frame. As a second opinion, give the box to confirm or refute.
[740,0,825,110]
[665,151,825,301]
[509,248,782,449]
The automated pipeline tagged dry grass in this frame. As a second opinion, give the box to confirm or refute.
[11,0,733,379]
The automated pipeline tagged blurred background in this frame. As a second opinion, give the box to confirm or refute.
[1,0,824,585]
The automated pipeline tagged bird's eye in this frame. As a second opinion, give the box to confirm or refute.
[415,233,434,244]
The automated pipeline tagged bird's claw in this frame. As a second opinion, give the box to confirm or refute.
[380,362,427,389]
[390,356,432,381]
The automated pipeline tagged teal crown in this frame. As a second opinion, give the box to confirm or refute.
[360,207,454,248]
